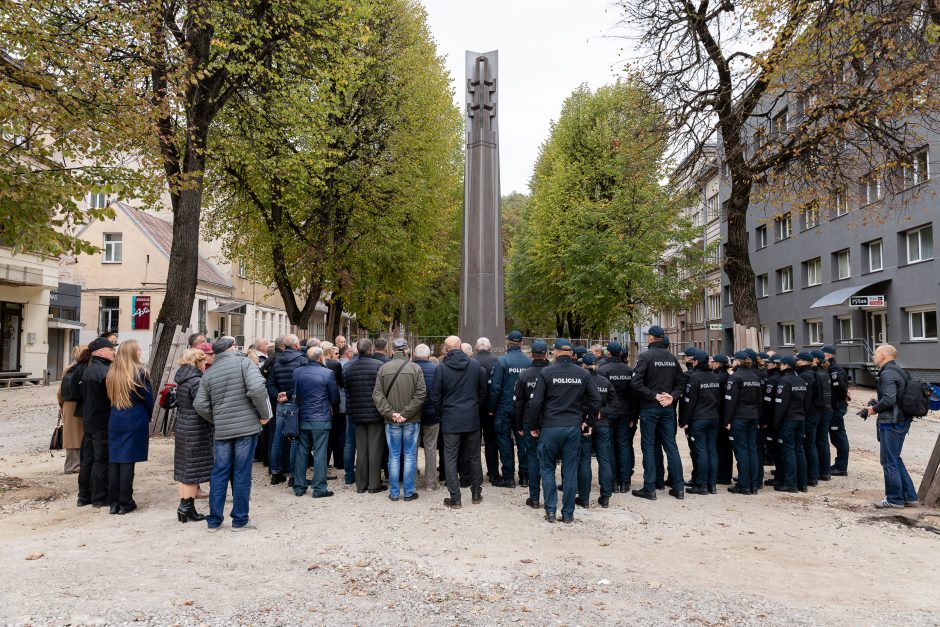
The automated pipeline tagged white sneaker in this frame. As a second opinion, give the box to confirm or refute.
[874,499,903,509]
[231,521,257,531]
[206,524,224,533]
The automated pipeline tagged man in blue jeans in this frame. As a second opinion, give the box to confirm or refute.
[266,335,308,485]
[372,338,426,501]
[630,326,686,501]
[194,336,272,531]
[293,346,339,498]
[526,338,601,523]
[868,344,919,509]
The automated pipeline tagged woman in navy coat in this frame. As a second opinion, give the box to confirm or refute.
[106,339,154,514]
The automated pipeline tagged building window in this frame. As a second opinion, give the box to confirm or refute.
[103,233,122,264]
[860,177,881,205]
[908,308,937,341]
[775,213,792,241]
[780,322,795,346]
[778,266,793,293]
[906,225,933,264]
[866,240,883,272]
[757,274,769,298]
[833,189,849,217]
[803,203,820,230]
[756,225,768,249]
[834,249,851,280]
[88,191,108,210]
[804,258,822,287]
[806,319,823,345]
[761,324,770,348]
[706,194,720,223]
[902,148,929,188]
[707,294,721,320]
[98,297,119,333]
[837,316,853,341]
[238,258,247,279]
[692,301,704,324]
[723,285,733,306]
[772,109,788,137]
[197,299,207,333]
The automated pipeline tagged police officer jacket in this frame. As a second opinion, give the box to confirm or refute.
[487,346,532,415]
[526,356,601,430]
[590,372,613,427]
[796,366,818,414]
[714,368,729,424]
[723,366,764,424]
[513,359,550,432]
[631,342,684,410]
[598,358,635,418]
[762,368,782,426]
[679,364,721,427]
[813,366,832,411]
[773,369,809,427]
[828,359,849,408]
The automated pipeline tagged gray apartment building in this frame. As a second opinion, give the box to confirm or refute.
[717,128,938,384]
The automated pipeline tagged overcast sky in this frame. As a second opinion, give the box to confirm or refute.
[419,0,632,195]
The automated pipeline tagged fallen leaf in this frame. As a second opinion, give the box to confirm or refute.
[307,563,320,571]
[520,558,533,564]
[183,600,194,606]
[25,552,44,560]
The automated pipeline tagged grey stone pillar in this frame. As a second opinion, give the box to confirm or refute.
[460,50,506,353]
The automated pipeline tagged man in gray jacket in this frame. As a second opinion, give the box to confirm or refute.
[867,344,919,509]
[194,336,272,531]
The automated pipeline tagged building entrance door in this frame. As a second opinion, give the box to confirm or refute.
[0,302,23,372]
[868,310,887,349]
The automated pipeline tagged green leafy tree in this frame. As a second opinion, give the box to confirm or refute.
[506,81,709,339]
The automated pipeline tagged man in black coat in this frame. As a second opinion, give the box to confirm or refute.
[344,338,386,493]
[266,334,309,485]
[432,335,487,508]
[474,337,500,484]
[77,337,116,507]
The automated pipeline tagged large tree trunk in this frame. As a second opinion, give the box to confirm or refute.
[326,297,345,340]
[723,176,761,331]
[555,313,565,338]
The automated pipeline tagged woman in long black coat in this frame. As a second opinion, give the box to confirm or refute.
[173,348,213,522]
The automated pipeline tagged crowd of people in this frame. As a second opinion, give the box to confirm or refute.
[56,323,922,529]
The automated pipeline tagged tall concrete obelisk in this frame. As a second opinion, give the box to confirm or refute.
[460,50,505,353]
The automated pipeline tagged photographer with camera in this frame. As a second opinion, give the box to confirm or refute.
[867,345,919,509]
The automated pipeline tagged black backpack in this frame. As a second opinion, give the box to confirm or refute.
[60,364,83,402]
[890,364,932,418]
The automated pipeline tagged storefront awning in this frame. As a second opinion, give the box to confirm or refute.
[48,318,84,330]
[209,302,247,315]
[810,278,891,308]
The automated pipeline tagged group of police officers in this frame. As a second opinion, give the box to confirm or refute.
[484,325,851,523]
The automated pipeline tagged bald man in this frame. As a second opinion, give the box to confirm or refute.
[869,345,918,508]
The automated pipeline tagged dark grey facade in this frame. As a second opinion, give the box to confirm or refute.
[718,136,938,384]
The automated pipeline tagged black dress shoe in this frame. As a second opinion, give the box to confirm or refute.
[544,512,556,523]
[356,488,367,494]
[655,481,666,490]
[403,493,419,502]
[109,504,120,515]
[77,498,91,507]
[686,485,708,495]
[270,473,286,485]
[728,485,752,495]
[798,486,808,492]
[774,486,798,493]
[493,479,516,488]
[471,490,483,504]
[632,488,657,500]
[830,470,847,476]
[598,496,609,508]
[764,479,777,486]
[313,491,334,498]
[707,484,717,494]
[443,498,462,509]
[807,480,818,487]
[818,475,831,481]
[117,503,137,515]
[519,477,529,488]
[561,516,574,524]
[575,498,588,508]
[668,488,685,500]
[367,485,388,494]
[526,498,540,509]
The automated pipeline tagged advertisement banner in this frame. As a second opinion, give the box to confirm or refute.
[132,295,151,330]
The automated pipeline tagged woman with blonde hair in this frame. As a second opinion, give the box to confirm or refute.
[58,344,89,474]
[173,348,213,522]
[106,340,154,514]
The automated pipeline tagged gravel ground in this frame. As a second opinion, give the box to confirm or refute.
[1,385,939,626]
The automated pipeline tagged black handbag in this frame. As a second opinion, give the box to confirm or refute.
[282,404,300,440]
[49,410,64,452]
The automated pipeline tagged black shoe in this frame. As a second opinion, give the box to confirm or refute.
[177,498,206,523]
[686,486,708,495]
[109,503,120,515]
[313,491,334,498]
[293,490,306,497]
[575,498,588,508]
[830,469,848,476]
[287,476,295,488]
[819,475,831,481]
[632,488,656,501]
[117,503,137,515]
[471,490,483,504]
[519,477,529,488]
[561,515,574,524]
[77,498,91,507]
[707,484,717,494]
[618,482,630,493]
[270,473,286,485]
[728,485,752,495]
[544,512,556,523]
[716,479,732,485]
[764,479,776,486]
[668,488,685,500]
[798,487,808,492]
[808,480,818,487]
[526,498,540,509]
[356,488,367,494]
[92,502,107,508]
[774,486,798,493]
[444,498,462,509]
[327,475,337,481]
[493,478,516,488]
[655,481,665,490]
[389,494,400,502]
[403,493,419,502]
[368,485,388,494]
[598,496,610,508]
